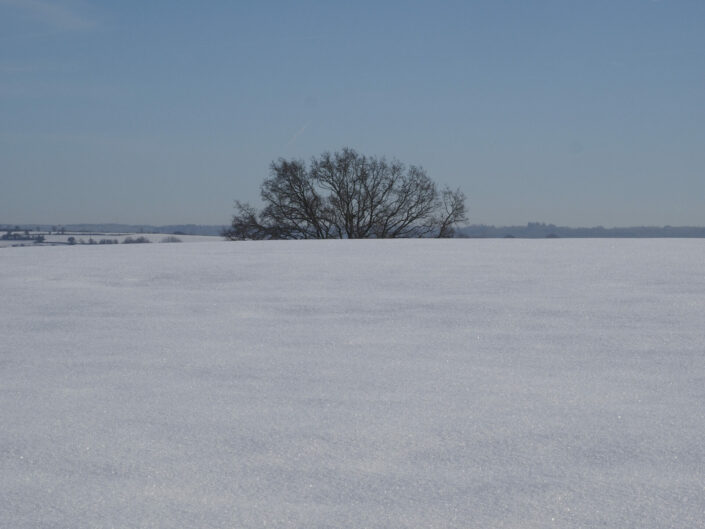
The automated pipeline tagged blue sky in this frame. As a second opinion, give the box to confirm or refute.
[1,0,703,227]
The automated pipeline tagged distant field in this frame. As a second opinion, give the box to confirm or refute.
[1,240,704,528]
[0,232,222,248]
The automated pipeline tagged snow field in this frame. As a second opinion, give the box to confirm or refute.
[1,239,704,528]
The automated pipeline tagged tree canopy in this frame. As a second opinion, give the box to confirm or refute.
[224,148,467,240]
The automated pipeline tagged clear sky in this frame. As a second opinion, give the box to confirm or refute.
[1,0,703,227]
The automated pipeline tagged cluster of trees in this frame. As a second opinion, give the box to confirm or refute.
[122,236,151,244]
[66,236,167,245]
[67,237,120,245]
[2,229,44,243]
[224,148,467,240]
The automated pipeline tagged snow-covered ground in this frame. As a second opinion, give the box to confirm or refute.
[1,239,704,528]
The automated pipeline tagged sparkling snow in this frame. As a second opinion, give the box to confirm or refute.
[1,239,704,528]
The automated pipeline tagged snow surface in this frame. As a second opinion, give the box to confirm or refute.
[1,239,704,528]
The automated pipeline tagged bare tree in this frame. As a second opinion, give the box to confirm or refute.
[224,148,467,240]
[223,201,278,240]
[436,187,468,238]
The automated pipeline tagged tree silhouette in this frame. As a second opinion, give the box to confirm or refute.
[225,148,467,240]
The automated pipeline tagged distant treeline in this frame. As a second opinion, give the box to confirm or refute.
[458,223,705,238]
[3,222,705,239]
[0,224,226,236]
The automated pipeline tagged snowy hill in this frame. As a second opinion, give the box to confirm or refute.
[1,239,704,528]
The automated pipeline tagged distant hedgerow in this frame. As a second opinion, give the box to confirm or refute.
[123,236,151,244]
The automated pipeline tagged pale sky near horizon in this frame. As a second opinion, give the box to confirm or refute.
[1,0,703,227]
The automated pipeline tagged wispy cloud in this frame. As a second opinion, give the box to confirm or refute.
[285,121,311,147]
[0,0,96,31]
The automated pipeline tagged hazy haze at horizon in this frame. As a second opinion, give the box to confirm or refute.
[1,1,703,227]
